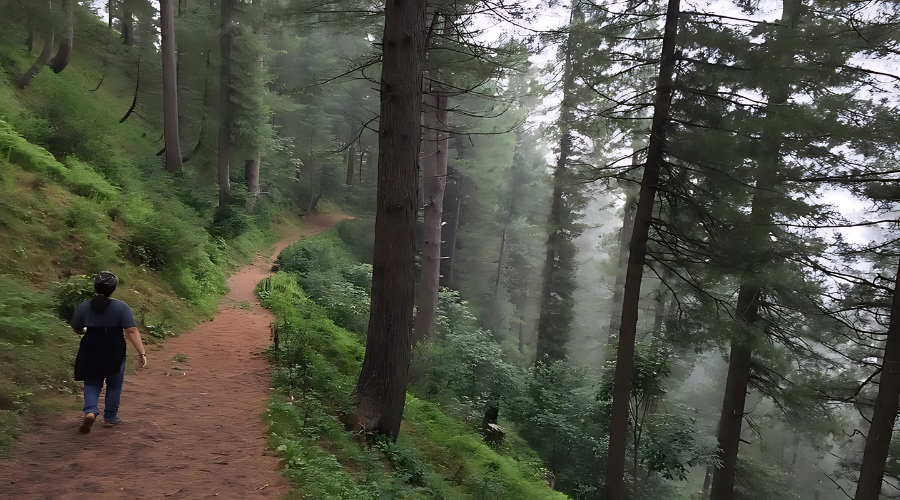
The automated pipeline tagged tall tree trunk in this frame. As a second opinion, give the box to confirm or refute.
[709,285,760,500]
[413,92,449,343]
[709,2,798,498]
[604,0,680,497]
[189,46,213,159]
[353,0,425,440]
[439,173,461,287]
[25,2,34,53]
[856,259,900,498]
[16,0,53,89]
[245,157,261,194]
[648,281,668,343]
[535,2,582,364]
[606,187,637,360]
[217,0,233,210]
[160,0,183,173]
[346,141,356,186]
[122,0,133,45]
[357,148,369,186]
[48,0,73,73]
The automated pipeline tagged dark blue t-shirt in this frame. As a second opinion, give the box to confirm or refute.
[71,299,137,330]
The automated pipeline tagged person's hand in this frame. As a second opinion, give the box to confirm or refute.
[137,353,148,368]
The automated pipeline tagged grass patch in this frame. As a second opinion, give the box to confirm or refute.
[259,270,567,499]
[0,274,79,455]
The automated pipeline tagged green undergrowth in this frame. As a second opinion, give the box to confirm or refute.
[259,237,567,498]
[0,14,296,453]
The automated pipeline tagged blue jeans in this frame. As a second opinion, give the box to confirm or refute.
[83,358,126,420]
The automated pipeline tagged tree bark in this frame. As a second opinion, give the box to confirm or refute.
[709,286,759,500]
[439,173,461,287]
[357,148,369,186]
[189,46,213,159]
[413,92,448,343]
[709,2,798,497]
[25,2,34,53]
[217,0,233,210]
[855,259,900,498]
[606,187,637,359]
[346,141,356,186]
[16,0,53,89]
[604,0,680,497]
[122,0,133,45]
[245,157,261,194]
[535,1,581,364]
[48,0,73,74]
[353,0,425,441]
[160,0,183,173]
[649,282,668,342]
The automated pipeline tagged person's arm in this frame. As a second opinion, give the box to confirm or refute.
[71,304,85,333]
[125,327,147,368]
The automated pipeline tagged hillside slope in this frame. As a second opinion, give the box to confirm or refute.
[0,9,286,451]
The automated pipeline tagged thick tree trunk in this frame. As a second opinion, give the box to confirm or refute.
[535,3,581,364]
[709,2,798,498]
[709,286,759,500]
[604,0,680,497]
[48,0,73,74]
[245,157,261,194]
[217,0,233,210]
[855,259,900,498]
[413,92,448,343]
[16,0,53,89]
[160,0,183,173]
[353,0,425,441]
[122,0,133,45]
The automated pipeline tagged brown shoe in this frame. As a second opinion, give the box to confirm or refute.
[79,413,97,434]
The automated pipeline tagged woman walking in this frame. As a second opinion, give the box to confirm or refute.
[71,271,147,434]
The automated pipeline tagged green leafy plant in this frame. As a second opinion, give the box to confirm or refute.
[51,275,95,320]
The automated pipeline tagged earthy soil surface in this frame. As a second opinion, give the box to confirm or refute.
[0,211,348,499]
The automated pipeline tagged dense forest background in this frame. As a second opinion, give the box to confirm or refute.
[2,0,900,498]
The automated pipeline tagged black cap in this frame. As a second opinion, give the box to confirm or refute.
[95,271,119,286]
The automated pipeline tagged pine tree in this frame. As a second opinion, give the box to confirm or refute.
[605,0,681,495]
[160,0,184,173]
[352,0,426,440]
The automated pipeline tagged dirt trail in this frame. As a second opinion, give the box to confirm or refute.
[0,212,348,499]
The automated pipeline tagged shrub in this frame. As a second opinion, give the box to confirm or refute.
[0,274,79,454]
[210,202,253,240]
[51,275,95,321]
[335,217,375,264]
[63,158,119,200]
[276,230,354,280]
[0,119,67,179]
[341,263,373,291]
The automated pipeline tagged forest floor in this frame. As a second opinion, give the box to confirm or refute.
[0,211,349,499]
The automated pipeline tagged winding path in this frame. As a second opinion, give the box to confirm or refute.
[0,212,347,499]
